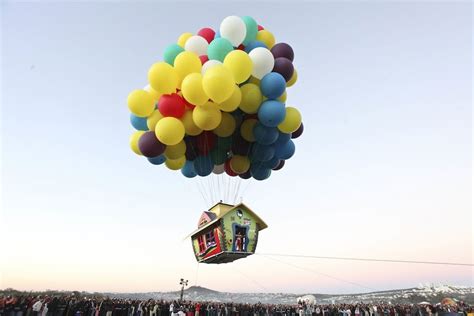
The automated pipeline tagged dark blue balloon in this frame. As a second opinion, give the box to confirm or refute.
[244,40,267,53]
[193,155,214,176]
[275,132,291,146]
[253,123,279,145]
[258,100,286,127]
[130,114,148,131]
[260,72,286,99]
[251,143,275,162]
[181,160,197,178]
[147,154,166,165]
[250,164,272,181]
[262,157,281,169]
[274,139,295,160]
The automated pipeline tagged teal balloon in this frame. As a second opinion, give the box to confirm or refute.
[181,160,197,178]
[147,154,166,165]
[130,113,148,131]
[241,16,258,46]
[251,143,275,162]
[250,164,271,181]
[207,38,234,62]
[164,44,184,65]
[210,147,228,165]
[275,139,295,160]
[194,155,214,176]
[216,136,233,150]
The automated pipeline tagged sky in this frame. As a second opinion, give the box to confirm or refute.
[0,1,472,294]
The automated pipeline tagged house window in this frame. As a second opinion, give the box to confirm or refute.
[198,235,205,252]
[205,230,216,248]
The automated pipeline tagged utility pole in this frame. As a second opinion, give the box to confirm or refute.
[179,278,188,302]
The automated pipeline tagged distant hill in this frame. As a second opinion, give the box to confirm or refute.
[2,285,472,304]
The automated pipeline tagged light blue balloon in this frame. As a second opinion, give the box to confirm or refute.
[250,164,271,181]
[274,139,295,160]
[193,155,214,176]
[130,114,149,131]
[260,72,286,99]
[258,100,286,127]
[181,160,197,178]
[147,154,166,165]
[251,143,275,162]
[163,44,184,65]
[253,123,279,145]
[262,157,281,169]
[244,40,267,53]
[241,16,258,46]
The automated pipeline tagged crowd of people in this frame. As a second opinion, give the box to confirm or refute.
[1,295,472,316]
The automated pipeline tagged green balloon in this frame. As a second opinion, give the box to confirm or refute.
[207,38,234,62]
[210,147,228,165]
[216,136,233,150]
[163,44,184,65]
[242,16,258,46]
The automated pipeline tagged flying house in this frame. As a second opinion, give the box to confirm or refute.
[189,202,268,264]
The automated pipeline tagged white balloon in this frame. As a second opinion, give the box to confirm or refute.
[220,16,246,47]
[201,60,222,75]
[184,35,209,56]
[213,164,225,174]
[248,47,275,79]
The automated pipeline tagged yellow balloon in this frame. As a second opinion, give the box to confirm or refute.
[165,155,186,170]
[127,90,155,117]
[240,119,258,142]
[174,51,201,86]
[202,65,235,104]
[155,117,185,145]
[192,101,222,131]
[256,30,275,48]
[247,76,260,85]
[278,107,302,133]
[164,140,186,160]
[287,69,298,87]
[130,131,145,155]
[223,50,253,84]
[177,32,193,48]
[230,155,250,174]
[213,112,236,137]
[181,73,208,106]
[277,90,287,103]
[148,62,178,95]
[218,85,241,112]
[181,109,202,136]
[147,110,163,130]
[239,83,263,114]
[144,85,162,102]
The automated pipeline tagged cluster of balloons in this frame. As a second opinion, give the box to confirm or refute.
[128,16,303,181]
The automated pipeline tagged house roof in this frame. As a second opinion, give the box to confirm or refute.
[187,202,268,239]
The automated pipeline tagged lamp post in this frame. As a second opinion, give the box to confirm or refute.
[179,278,188,302]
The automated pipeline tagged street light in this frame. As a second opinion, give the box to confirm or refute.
[179,278,188,301]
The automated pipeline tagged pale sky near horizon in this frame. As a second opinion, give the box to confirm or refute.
[1,1,472,294]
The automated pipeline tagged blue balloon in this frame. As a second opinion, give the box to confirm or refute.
[147,154,166,165]
[130,114,148,131]
[258,100,286,127]
[244,40,267,53]
[274,139,295,160]
[253,123,279,145]
[274,132,291,146]
[260,72,286,99]
[250,164,272,181]
[262,157,281,169]
[251,143,275,162]
[193,155,214,176]
[181,160,197,178]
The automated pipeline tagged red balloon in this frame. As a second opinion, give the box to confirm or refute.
[257,25,264,31]
[225,160,238,176]
[199,55,209,65]
[237,44,245,50]
[158,93,186,118]
[197,27,215,44]
[244,114,258,120]
[196,131,217,155]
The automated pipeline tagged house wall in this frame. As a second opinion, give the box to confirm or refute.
[191,224,223,262]
[221,206,259,253]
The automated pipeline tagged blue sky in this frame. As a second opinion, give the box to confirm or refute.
[1,1,472,293]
